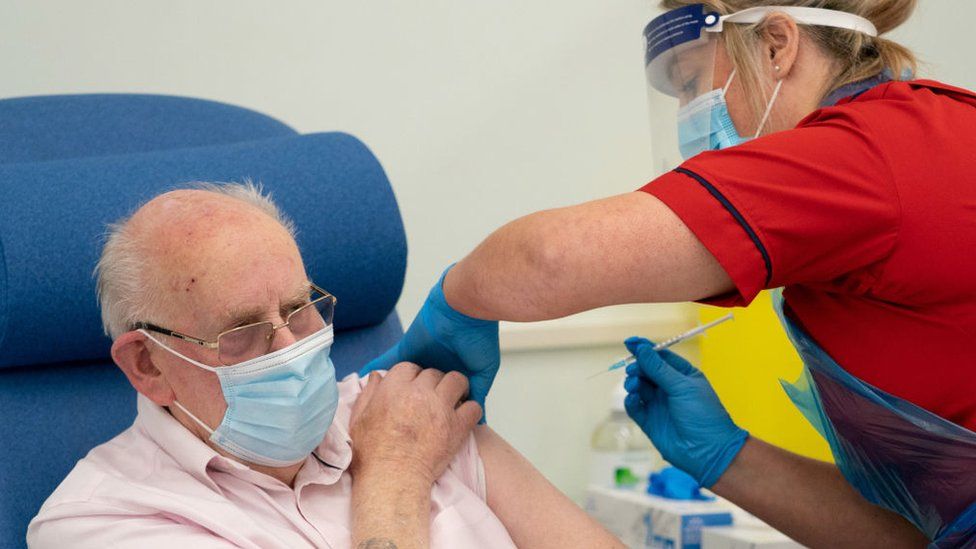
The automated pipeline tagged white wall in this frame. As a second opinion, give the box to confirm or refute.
[0,1,660,325]
[3,0,973,502]
[889,2,975,89]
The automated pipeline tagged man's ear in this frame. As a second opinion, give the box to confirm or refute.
[112,332,176,407]
[760,13,801,79]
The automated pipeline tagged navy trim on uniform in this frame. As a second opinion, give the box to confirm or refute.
[848,88,871,101]
[674,167,773,286]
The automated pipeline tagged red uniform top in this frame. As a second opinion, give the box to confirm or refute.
[640,80,976,431]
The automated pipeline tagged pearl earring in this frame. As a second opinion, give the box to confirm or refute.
[774,65,781,72]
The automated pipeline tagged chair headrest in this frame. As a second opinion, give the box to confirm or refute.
[0,132,406,370]
[0,94,297,165]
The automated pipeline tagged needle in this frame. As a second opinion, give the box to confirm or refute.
[585,313,734,380]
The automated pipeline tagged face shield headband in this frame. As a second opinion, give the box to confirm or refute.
[643,4,878,168]
[644,5,878,96]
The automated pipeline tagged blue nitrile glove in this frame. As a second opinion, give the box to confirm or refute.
[360,266,499,420]
[648,467,714,501]
[622,336,748,489]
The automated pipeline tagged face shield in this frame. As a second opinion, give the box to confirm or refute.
[644,5,723,173]
[643,5,879,174]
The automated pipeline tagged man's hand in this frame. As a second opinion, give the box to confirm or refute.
[350,363,483,484]
[359,267,500,422]
[348,363,482,549]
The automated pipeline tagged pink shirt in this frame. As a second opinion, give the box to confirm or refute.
[27,374,515,548]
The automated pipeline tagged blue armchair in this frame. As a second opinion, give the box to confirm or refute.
[0,94,407,548]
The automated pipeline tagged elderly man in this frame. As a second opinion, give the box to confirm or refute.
[27,183,619,549]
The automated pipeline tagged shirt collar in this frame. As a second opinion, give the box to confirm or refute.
[305,396,354,485]
[135,394,234,489]
[820,71,893,107]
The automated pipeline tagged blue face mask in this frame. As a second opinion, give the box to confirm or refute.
[144,326,339,467]
[676,70,782,160]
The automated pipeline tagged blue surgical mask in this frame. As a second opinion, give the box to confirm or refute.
[676,70,782,159]
[143,326,339,467]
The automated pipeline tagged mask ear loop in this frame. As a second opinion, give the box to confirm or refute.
[720,69,738,99]
[754,77,784,138]
[171,400,217,435]
[138,330,222,436]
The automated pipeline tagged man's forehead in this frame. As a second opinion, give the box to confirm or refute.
[135,191,293,255]
[132,189,307,332]
[161,266,311,336]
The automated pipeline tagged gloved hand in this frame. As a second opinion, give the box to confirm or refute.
[360,266,499,421]
[623,336,748,488]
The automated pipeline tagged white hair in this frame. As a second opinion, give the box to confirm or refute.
[95,180,297,339]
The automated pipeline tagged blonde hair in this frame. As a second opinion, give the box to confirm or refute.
[660,0,918,123]
[95,181,296,339]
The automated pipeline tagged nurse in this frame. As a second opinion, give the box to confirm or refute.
[365,1,976,546]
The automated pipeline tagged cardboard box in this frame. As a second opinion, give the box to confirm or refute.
[702,525,805,549]
[584,484,734,549]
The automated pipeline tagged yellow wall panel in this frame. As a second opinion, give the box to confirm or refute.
[697,292,833,462]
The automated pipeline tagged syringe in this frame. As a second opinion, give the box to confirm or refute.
[586,313,734,380]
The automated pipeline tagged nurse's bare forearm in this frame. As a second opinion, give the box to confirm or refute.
[444,192,733,321]
[351,468,431,549]
[712,438,928,548]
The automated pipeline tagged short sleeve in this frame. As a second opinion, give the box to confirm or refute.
[640,104,901,306]
[444,433,487,501]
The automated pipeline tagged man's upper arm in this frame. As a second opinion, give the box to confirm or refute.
[472,426,623,548]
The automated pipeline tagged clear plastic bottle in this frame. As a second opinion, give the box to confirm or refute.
[589,383,662,489]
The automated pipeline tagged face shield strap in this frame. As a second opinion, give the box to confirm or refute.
[707,6,879,37]
[711,5,875,138]
[754,78,783,139]
[720,69,737,99]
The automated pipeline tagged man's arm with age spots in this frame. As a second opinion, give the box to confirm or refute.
[348,365,482,549]
[352,467,431,549]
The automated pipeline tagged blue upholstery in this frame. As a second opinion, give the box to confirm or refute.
[0,132,407,369]
[0,94,296,164]
[0,95,407,548]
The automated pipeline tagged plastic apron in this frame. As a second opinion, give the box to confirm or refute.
[772,290,976,547]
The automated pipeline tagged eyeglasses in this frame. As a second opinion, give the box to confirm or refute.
[134,282,336,366]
